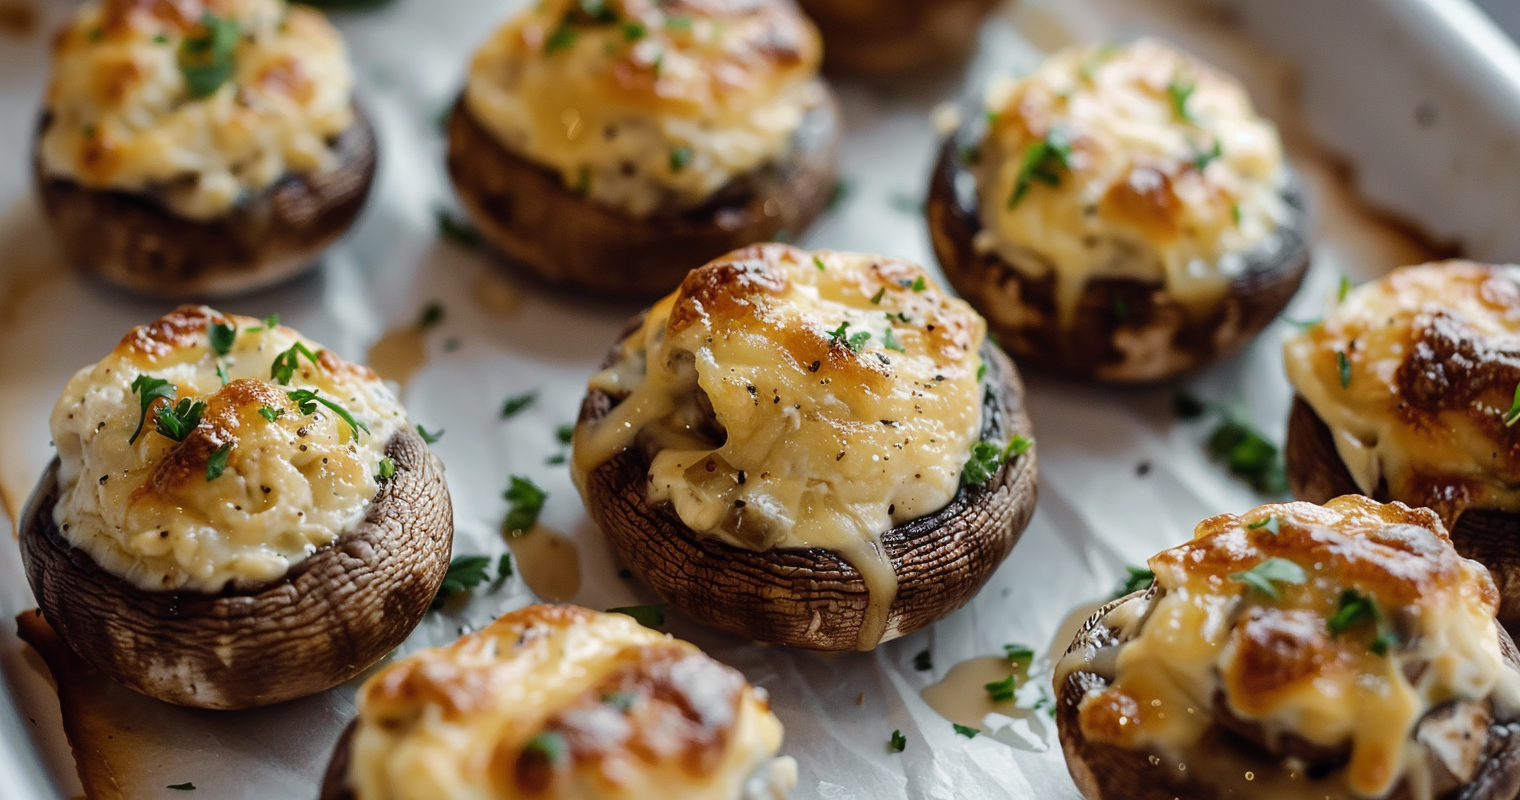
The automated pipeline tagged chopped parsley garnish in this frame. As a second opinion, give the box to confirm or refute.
[1337,351,1352,387]
[377,458,396,481]
[603,691,639,713]
[1245,515,1282,535]
[1007,129,1073,208]
[286,389,368,438]
[504,475,547,535]
[269,341,320,385]
[1327,589,1378,636]
[249,313,279,332]
[497,552,514,579]
[848,331,872,351]
[1337,275,1352,303]
[215,363,229,386]
[1191,138,1222,171]
[1166,76,1196,122]
[576,0,615,21]
[155,398,207,443]
[522,731,568,766]
[1173,390,1207,419]
[1177,393,1288,493]
[205,442,232,482]
[889,730,906,753]
[556,424,574,445]
[952,724,979,738]
[166,784,196,791]
[882,327,905,353]
[178,13,239,99]
[435,207,484,249]
[1005,435,1032,458]
[208,322,236,356]
[431,555,492,609]
[1231,203,1242,224]
[609,603,666,627]
[129,376,177,444]
[544,25,577,53]
[1506,383,1520,427]
[976,360,988,382]
[828,180,852,210]
[669,145,693,172]
[664,14,692,30]
[1004,644,1035,666]
[258,406,284,423]
[417,302,445,329]
[984,674,1017,703]
[1229,557,1306,599]
[813,256,826,271]
[962,435,1030,485]
[416,424,444,443]
[1113,566,1155,599]
[913,649,933,671]
[910,276,927,292]
[870,287,886,304]
[622,20,646,40]
[501,390,538,418]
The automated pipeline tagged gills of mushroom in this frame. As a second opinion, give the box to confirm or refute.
[33,0,377,298]
[1054,496,1520,800]
[1284,261,1520,630]
[926,39,1310,383]
[570,244,1038,651]
[794,0,1001,76]
[19,306,452,710]
[319,604,798,800]
[446,0,840,298]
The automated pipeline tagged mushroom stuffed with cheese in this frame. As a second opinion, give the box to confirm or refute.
[19,306,451,710]
[1286,261,1520,630]
[571,244,1037,650]
[927,40,1310,382]
[34,0,376,298]
[794,0,999,76]
[1055,496,1520,800]
[447,0,840,297]
[318,604,798,800]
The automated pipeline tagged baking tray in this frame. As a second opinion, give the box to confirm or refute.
[2,0,1520,797]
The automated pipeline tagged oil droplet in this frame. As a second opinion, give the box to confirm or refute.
[920,656,1025,729]
[506,524,581,603]
[366,326,428,388]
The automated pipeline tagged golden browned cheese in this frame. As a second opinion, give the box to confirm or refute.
[571,245,989,647]
[1070,497,1517,798]
[40,0,355,219]
[464,0,824,217]
[348,605,796,800]
[49,306,407,593]
[1284,261,1520,523]
[973,39,1291,327]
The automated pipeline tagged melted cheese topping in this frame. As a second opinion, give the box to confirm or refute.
[1069,497,1520,799]
[464,0,823,218]
[40,0,356,220]
[1285,261,1520,523]
[50,306,406,593]
[349,605,796,800]
[973,39,1291,327]
[571,245,988,649]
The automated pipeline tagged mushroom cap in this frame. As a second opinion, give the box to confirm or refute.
[318,720,359,800]
[444,88,841,299]
[32,105,377,299]
[796,0,1000,76]
[1055,587,1520,800]
[18,428,452,711]
[926,137,1311,384]
[577,316,1037,650]
[1287,395,1520,630]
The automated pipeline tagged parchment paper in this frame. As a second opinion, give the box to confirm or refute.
[0,0,1456,797]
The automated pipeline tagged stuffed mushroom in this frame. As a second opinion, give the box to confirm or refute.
[794,0,999,76]
[927,39,1310,382]
[34,0,377,298]
[1055,496,1520,800]
[319,604,798,800]
[19,306,451,710]
[1285,260,1520,629]
[571,244,1037,651]
[447,0,840,297]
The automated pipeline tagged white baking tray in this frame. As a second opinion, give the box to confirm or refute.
[3,0,1520,797]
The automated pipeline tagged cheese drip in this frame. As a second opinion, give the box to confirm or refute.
[973,39,1291,327]
[40,0,357,220]
[572,245,987,649]
[349,605,796,800]
[1063,497,1520,799]
[1285,261,1520,523]
[464,0,823,218]
[50,306,406,593]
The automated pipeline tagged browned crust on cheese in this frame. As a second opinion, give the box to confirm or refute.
[444,89,840,299]
[926,137,1312,384]
[796,0,999,76]
[32,105,377,299]
[18,428,452,711]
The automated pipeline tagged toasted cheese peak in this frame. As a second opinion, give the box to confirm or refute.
[974,39,1291,326]
[50,305,407,593]
[40,0,356,220]
[464,0,824,217]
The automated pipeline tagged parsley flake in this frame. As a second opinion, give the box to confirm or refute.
[556,424,575,445]
[984,674,1017,703]
[416,424,444,443]
[286,389,368,438]
[178,13,239,99]
[544,26,577,53]
[889,730,906,753]
[258,406,284,423]
[870,287,886,304]
[1166,76,1196,122]
[205,442,232,482]
[1191,138,1222,171]
[609,603,666,627]
[813,256,826,271]
[431,555,491,609]
[882,327,905,353]
[522,731,568,766]
[269,341,320,385]
[1113,566,1155,599]
[1337,351,1352,388]
[166,783,196,791]
[501,391,538,419]
[1229,557,1306,599]
[1004,644,1035,667]
[1246,515,1282,535]
[435,207,484,249]
[1327,589,1378,636]
[953,724,979,738]
[215,363,229,386]
[377,458,396,481]
[622,21,646,40]
[129,376,177,444]
[504,475,547,535]
[417,303,445,329]
[603,691,639,713]
[155,398,206,443]
[1506,383,1520,427]
[208,322,236,356]
[1337,275,1352,303]
[1008,129,1073,208]
[913,649,933,671]
[664,14,692,29]
[669,145,693,172]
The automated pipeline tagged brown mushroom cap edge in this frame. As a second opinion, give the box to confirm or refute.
[18,428,452,711]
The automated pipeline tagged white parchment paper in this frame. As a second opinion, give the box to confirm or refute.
[0,0,1469,797]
